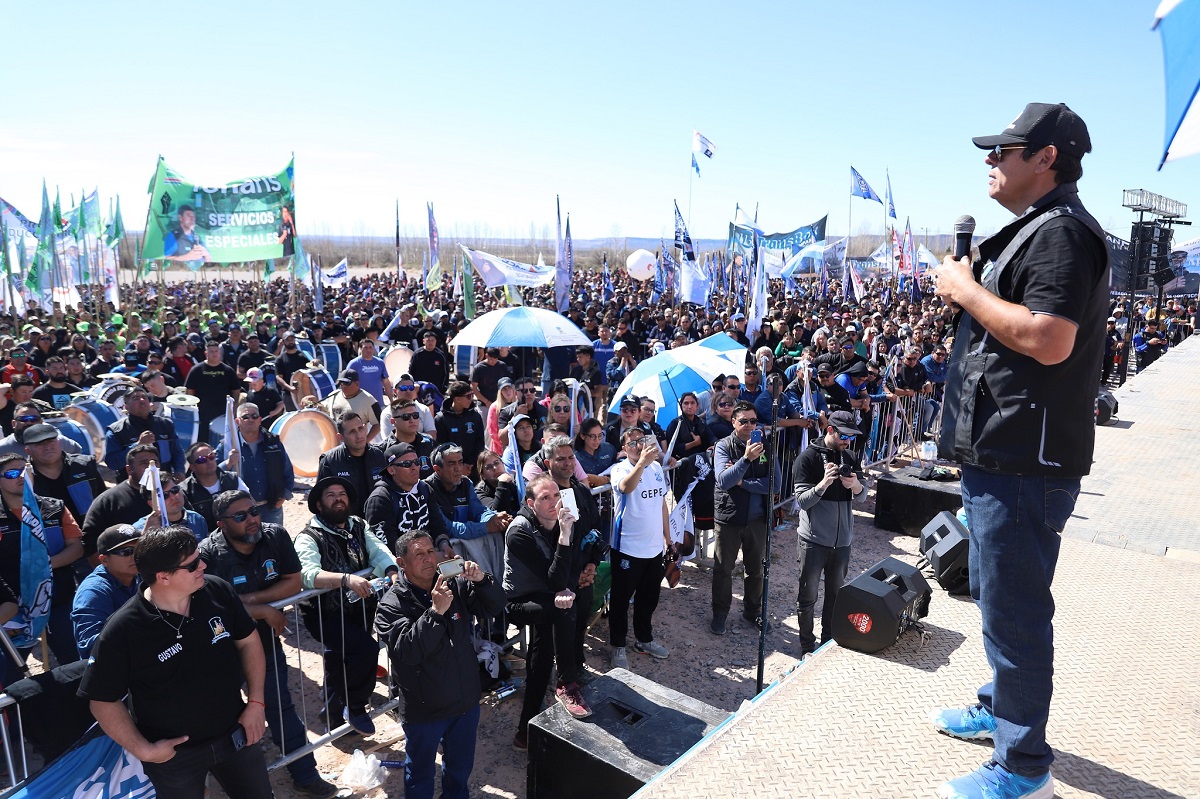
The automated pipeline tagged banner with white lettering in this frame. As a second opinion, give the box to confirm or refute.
[142,157,296,265]
[9,725,153,799]
[460,245,556,288]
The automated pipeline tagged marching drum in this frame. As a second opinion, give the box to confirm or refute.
[46,416,94,458]
[64,398,121,457]
[91,373,140,410]
[296,340,343,376]
[165,394,201,448]
[294,366,336,402]
[384,345,413,382]
[270,409,339,478]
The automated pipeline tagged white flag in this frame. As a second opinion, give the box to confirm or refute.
[692,130,717,159]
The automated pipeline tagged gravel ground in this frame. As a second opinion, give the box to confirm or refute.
[224,477,925,799]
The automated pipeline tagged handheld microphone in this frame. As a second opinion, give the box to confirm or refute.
[953,215,976,261]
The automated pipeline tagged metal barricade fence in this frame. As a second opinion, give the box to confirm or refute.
[0,569,398,796]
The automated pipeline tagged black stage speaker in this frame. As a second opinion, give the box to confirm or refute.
[874,465,963,536]
[1096,388,1119,425]
[527,668,728,799]
[832,557,932,654]
[920,511,970,594]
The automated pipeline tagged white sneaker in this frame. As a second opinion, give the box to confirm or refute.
[610,646,628,669]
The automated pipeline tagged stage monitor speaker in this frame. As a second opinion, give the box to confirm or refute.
[919,511,970,594]
[832,557,932,654]
[527,668,728,799]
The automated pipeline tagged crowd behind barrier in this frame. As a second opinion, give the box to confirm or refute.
[0,261,1193,796]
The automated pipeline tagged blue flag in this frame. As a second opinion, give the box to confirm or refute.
[850,167,882,203]
[886,172,897,219]
[13,470,52,648]
[673,201,696,263]
[691,153,701,177]
[602,254,615,301]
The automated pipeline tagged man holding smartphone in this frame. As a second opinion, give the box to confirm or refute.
[711,401,782,635]
[376,531,505,799]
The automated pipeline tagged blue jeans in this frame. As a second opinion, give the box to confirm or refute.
[961,465,1079,778]
[262,636,321,785]
[795,540,850,654]
[402,704,480,799]
[258,504,284,528]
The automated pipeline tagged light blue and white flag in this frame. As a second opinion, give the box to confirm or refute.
[693,130,717,159]
[886,172,897,220]
[460,245,556,288]
[554,196,570,313]
[322,257,348,288]
[850,166,882,203]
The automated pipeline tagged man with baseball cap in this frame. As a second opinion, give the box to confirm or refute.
[321,368,383,442]
[71,524,141,658]
[931,102,1108,799]
[364,442,450,553]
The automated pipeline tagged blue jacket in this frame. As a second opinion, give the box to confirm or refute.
[423,474,495,540]
[71,564,140,659]
[133,509,209,543]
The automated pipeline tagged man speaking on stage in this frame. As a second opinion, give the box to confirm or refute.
[931,103,1109,799]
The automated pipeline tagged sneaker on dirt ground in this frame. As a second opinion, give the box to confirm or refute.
[937,761,1053,799]
[633,639,669,659]
[555,682,592,718]
[930,703,997,740]
[512,728,528,752]
[710,614,727,635]
[343,706,375,736]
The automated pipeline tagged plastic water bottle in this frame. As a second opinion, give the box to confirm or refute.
[345,577,391,603]
[921,440,937,463]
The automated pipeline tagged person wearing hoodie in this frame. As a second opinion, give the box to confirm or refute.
[316,411,387,518]
[375,530,505,799]
[424,444,510,567]
[502,474,593,754]
[790,410,867,658]
[364,442,450,553]
[434,382,485,476]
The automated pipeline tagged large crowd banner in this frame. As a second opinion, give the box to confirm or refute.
[0,197,36,312]
[142,157,295,266]
[727,215,828,265]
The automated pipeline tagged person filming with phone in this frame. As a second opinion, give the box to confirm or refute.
[791,410,866,659]
[375,531,505,799]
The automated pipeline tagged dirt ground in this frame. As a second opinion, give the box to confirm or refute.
[219,477,926,799]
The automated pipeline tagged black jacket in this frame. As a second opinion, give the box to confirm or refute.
[32,453,106,526]
[181,469,243,532]
[374,569,505,724]
[501,506,574,600]
[317,444,387,518]
[363,475,450,552]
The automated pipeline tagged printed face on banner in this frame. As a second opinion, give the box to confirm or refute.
[142,158,296,265]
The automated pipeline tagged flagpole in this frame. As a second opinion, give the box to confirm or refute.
[847,187,853,281]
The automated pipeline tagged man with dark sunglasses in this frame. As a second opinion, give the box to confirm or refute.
[180,443,243,533]
[435,382,486,474]
[496,377,545,450]
[198,491,338,798]
[394,372,439,439]
[83,444,163,565]
[72,524,142,659]
[132,472,209,543]
[105,387,186,482]
[364,442,450,553]
[930,103,1107,799]
[790,410,866,660]
[80,525,273,799]
[387,400,435,479]
[220,402,294,528]
[0,451,84,681]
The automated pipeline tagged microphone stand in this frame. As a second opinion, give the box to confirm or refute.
[755,389,780,695]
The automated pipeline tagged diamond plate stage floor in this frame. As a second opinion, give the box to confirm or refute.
[634,340,1200,799]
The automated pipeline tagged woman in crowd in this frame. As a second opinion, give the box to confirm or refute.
[574,417,615,487]
[486,379,518,455]
[501,414,539,475]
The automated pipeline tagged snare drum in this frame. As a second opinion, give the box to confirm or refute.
[270,409,339,478]
[319,343,343,377]
[91,374,140,410]
[384,345,413,381]
[64,398,122,457]
[46,416,94,458]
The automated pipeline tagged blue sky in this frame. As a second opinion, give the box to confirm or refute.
[2,0,1197,246]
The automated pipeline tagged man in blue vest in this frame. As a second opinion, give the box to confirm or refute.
[220,402,294,527]
[105,387,186,481]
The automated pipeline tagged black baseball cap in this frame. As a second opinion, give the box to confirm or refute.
[828,410,860,437]
[97,524,140,555]
[337,368,359,385]
[385,442,415,465]
[972,102,1091,159]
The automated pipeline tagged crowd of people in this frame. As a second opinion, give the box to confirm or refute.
[0,249,1193,798]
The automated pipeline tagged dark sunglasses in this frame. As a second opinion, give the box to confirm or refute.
[191,453,215,464]
[988,144,1026,162]
[717,401,733,408]
[221,506,261,523]
[839,434,856,441]
[0,468,24,479]
[396,384,416,392]
[520,387,537,394]
[394,459,419,468]
[239,412,260,420]
[164,485,183,497]
[734,418,757,426]
[394,412,420,421]
[106,546,137,558]
[552,405,571,413]
[173,556,203,573]
[15,415,40,423]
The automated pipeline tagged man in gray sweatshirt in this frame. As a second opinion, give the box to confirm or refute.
[791,410,867,657]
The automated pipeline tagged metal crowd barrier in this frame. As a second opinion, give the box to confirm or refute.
[0,570,398,795]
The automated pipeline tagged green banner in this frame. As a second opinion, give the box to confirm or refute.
[142,157,295,265]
